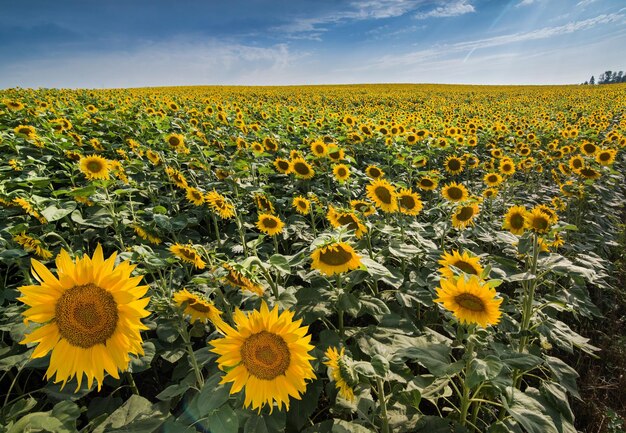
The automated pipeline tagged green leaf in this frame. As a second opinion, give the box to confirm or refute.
[269,254,291,274]
[208,405,239,433]
[41,201,77,222]
[396,339,459,376]
[503,387,559,433]
[465,356,504,389]
[371,354,390,377]
[544,356,580,400]
[332,420,372,433]
[338,292,360,317]
[245,415,269,433]
[92,395,170,433]
[196,375,231,413]
[128,342,156,373]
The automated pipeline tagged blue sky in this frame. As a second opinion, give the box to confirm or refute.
[0,0,624,88]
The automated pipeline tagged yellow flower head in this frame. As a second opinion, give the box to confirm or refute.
[311,241,362,276]
[435,275,502,327]
[173,288,222,324]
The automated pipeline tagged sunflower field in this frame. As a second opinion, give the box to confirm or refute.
[0,84,625,433]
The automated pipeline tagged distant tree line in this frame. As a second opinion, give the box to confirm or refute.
[582,70,626,85]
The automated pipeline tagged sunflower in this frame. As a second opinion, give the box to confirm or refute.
[441,182,469,203]
[350,199,376,216]
[365,165,384,179]
[503,205,527,235]
[483,188,498,199]
[434,276,502,327]
[397,188,423,216]
[311,241,362,276]
[418,176,438,191]
[580,141,597,156]
[332,164,350,183]
[5,100,24,111]
[499,159,516,176]
[328,148,345,162]
[13,233,53,259]
[185,187,205,206]
[132,225,162,245]
[577,167,601,180]
[439,250,483,279]
[291,158,315,180]
[366,179,398,213]
[210,302,316,412]
[263,137,279,152]
[206,191,235,219]
[14,125,37,138]
[452,203,480,229]
[165,167,188,189]
[324,347,356,401]
[327,206,367,239]
[170,244,206,269]
[534,204,558,225]
[524,208,552,233]
[483,172,503,187]
[444,156,465,175]
[222,263,264,296]
[173,288,222,324]
[310,141,328,157]
[292,196,311,215]
[596,149,617,166]
[257,213,284,236]
[79,155,110,181]
[273,158,292,174]
[254,194,275,214]
[568,155,584,171]
[165,133,186,152]
[18,245,150,391]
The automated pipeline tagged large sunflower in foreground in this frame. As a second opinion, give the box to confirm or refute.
[79,155,110,181]
[210,302,316,412]
[434,275,502,327]
[438,250,483,279]
[311,241,362,276]
[366,178,398,213]
[18,245,150,391]
[173,288,222,325]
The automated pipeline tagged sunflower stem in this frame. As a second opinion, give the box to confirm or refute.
[309,208,317,237]
[212,214,221,248]
[124,371,140,396]
[336,274,345,340]
[234,209,249,257]
[376,377,390,433]
[180,324,204,388]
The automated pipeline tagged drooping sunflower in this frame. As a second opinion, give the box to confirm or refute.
[365,165,384,180]
[165,166,188,189]
[292,196,311,215]
[185,187,205,206]
[146,150,160,165]
[206,191,235,219]
[452,202,480,229]
[366,179,398,213]
[210,302,316,412]
[79,155,110,181]
[503,205,527,235]
[170,244,206,269]
[524,208,552,234]
[324,347,356,401]
[256,213,284,236]
[441,182,469,203]
[397,188,423,216]
[350,199,376,216]
[173,288,222,324]
[311,241,362,276]
[291,157,315,180]
[332,164,351,183]
[483,172,503,187]
[18,245,150,391]
[273,158,292,174]
[14,125,37,138]
[434,276,502,327]
[327,206,367,239]
[418,176,438,191]
[222,263,264,296]
[13,232,53,259]
[439,250,483,279]
[132,224,162,245]
[254,193,275,214]
[577,166,601,180]
[444,156,465,175]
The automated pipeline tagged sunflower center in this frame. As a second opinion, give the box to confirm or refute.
[510,213,525,229]
[456,206,475,222]
[319,245,354,266]
[421,179,434,188]
[532,216,549,231]
[369,168,381,178]
[241,331,290,380]
[599,152,610,161]
[448,159,461,171]
[454,293,486,312]
[294,162,310,175]
[262,217,278,228]
[337,214,359,231]
[374,186,393,204]
[447,187,463,200]
[169,137,180,146]
[87,160,104,173]
[503,164,512,172]
[488,175,498,183]
[278,160,290,170]
[453,260,479,275]
[337,168,347,177]
[400,195,416,209]
[55,283,118,348]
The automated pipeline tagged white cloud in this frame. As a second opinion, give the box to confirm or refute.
[576,0,598,7]
[414,0,475,19]
[515,0,537,8]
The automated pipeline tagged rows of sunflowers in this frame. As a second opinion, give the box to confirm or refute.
[0,84,624,432]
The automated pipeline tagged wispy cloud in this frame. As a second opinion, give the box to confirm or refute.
[515,0,537,8]
[414,0,475,19]
[272,0,425,36]
[363,12,625,68]
[576,0,598,7]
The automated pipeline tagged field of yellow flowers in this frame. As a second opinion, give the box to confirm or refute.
[0,84,625,432]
